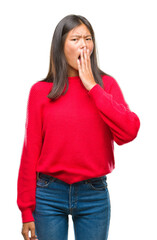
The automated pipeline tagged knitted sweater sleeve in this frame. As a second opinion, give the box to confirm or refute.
[17,83,43,223]
[87,76,140,145]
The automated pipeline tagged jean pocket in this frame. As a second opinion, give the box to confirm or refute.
[36,175,55,188]
[88,176,107,191]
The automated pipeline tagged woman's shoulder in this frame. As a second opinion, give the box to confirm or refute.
[31,80,52,90]
[101,74,117,84]
[101,74,118,91]
[28,81,53,101]
[29,80,52,94]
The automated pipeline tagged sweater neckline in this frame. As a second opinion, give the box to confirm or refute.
[68,76,80,80]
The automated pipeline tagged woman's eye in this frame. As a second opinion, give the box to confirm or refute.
[71,38,92,41]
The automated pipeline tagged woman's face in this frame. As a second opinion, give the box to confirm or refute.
[64,24,94,77]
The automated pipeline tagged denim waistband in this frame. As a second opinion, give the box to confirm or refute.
[37,172,107,185]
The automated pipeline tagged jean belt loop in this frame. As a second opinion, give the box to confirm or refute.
[37,172,39,180]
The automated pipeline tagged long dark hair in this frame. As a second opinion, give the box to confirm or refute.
[40,14,110,101]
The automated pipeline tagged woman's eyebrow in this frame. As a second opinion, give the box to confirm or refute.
[71,34,92,37]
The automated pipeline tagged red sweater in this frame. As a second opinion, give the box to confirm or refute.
[17,75,140,223]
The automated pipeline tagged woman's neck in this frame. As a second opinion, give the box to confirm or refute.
[67,67,79,77]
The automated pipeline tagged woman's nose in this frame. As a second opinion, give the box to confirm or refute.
[80,38,87,48]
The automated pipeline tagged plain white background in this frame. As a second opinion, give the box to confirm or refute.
[0,0,156,239]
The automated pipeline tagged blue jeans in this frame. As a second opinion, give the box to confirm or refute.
[32,173,111,240]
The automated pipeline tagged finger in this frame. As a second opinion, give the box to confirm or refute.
[22,230,29,240]
[30,235,38,239]
[81,49,85,71]
[30,226,37,240]
[87,48,90,61]
[86,48,91,68]
[77,58,81,71]
[30,236,38,239]
[84,47,88,69]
